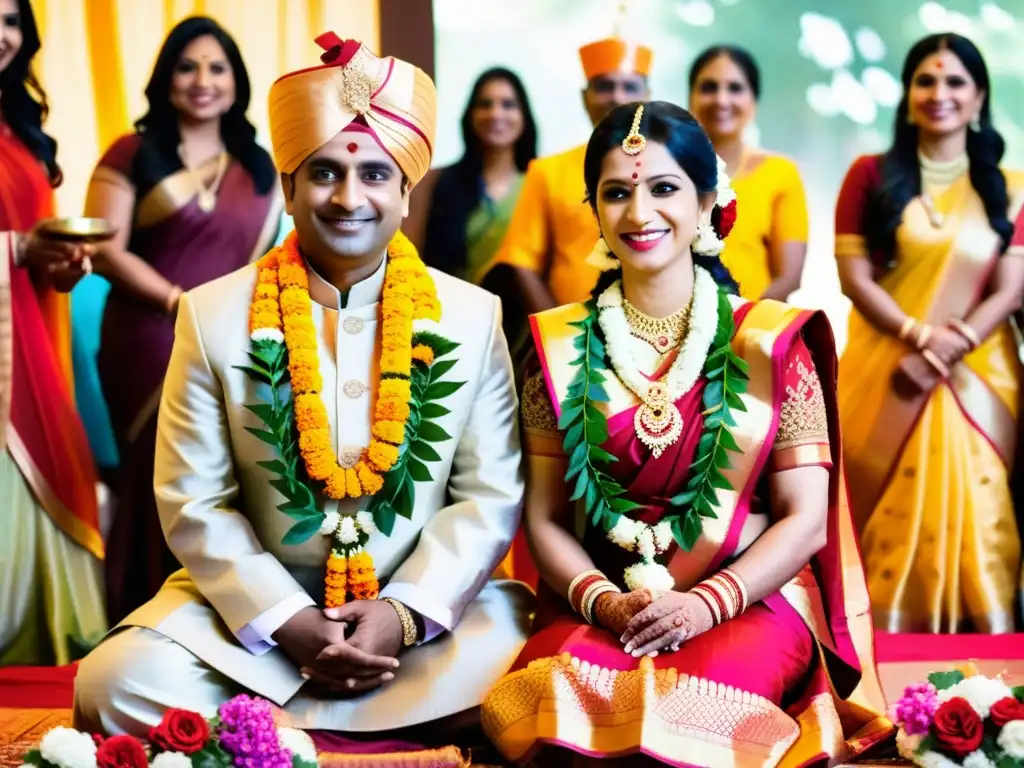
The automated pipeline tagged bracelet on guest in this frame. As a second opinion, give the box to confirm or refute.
[921,349,950,378]
[898,317,917,342]
[689,568,748,627]
[164,285,183,315]
[567,569,621,625]
[380,597,420,647]
[948,318,981,350]
[914,323,933,351]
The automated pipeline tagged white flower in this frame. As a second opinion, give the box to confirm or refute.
[652,521,673,552]
[962,750,996,768]
[337,516,359,545]
[152,753,194,768]
[998,720,1024,759]
[938,676,1013,718]
[623,561,675,599]
[39,727,97,768]
[319,510,341,536]
[607,517,642,551]
[251,328,285,344]
[895,729,922,760]
[918,750,961,768]
[584,238,620,272]
[277,727,318,764]
[356,510,377,535]
[637,528,656,561]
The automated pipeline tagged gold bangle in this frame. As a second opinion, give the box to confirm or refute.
[921,349,950,378]
[915,323,932,351]
[582,583,620,625]
[567,569,603,607]
[898,317,917,341]
[165,285,183,315]
[381,597,418,647]
[949,318,981,349]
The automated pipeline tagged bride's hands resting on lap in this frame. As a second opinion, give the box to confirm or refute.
[593,589,653,635]
[619,591,715,658]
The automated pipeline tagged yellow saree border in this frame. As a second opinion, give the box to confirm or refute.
[136,152,230,229]
[6,426,104,559]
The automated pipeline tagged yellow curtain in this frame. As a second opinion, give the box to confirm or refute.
[35,0,381,217]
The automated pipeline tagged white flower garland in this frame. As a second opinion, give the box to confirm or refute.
[596,265,718,406]
[597,266,720,598]
[319,509,378,547]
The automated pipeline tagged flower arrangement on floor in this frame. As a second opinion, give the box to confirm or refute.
[894,666,1024,768]
[20,694,318,768]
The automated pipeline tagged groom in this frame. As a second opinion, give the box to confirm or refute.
[73,34,531,737]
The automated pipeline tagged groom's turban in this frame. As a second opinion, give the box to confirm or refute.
[268,32,436,186]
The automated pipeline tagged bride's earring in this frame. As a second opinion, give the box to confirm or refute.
[690,212,723,257]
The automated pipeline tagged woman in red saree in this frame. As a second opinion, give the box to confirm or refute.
[836,34,1024,634]
[84,17,282,623]
[0,0,106,664]
[482,101,891,766]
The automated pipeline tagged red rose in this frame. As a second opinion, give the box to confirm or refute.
[95,735,148,768]
[990,697,1024,727]
[933,697,984,757]
[714,199,738,239]
[149,708,210,755]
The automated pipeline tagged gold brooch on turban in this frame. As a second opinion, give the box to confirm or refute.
[268,33,437,186]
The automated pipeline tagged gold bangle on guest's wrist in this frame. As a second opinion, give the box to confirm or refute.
[949,318,981,350]
[898,317,917,342]
[921,349,950,378]
[915,323,933,351]
[381,597,419,647]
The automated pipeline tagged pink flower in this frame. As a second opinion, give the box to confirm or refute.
[895,682,940,736]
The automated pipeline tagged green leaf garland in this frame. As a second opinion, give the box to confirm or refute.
[237,331,465,545]
[559,287,749,551]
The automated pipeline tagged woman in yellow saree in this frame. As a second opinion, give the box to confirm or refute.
[837,33,1024,634]
[483,100,890,766]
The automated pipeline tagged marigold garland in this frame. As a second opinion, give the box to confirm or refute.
[249,230,438,501]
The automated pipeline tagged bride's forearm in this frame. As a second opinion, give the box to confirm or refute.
[525,515,599,599]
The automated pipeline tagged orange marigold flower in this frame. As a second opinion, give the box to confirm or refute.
[283,316,317,340]
[380,352,412,377]
[325,552,348,607]
[348,550,374,571]
[375,398,410,423]
[249,312,282,333]
[345,468,361,498]
[411,345,434,365]
[356,461,384,495]
[288,354,323,393]
[325,468,348,500]
[367,440,400,472]
[254,282,279,301]
[378,378,412,400]
[294,393,328,432]
[372,420,406,445]
[388,295,415,318]
[280,286,312,315]
[278,263,309,289]
[416,298,442,322]
[252,298,280,318]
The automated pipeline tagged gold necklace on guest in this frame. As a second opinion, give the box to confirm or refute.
[918,151,969,229]
[178,145,229,213]
[621,296,691,353]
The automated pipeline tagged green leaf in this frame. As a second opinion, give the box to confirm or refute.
[244,402,278,426]
[563,422,584,452]
[407,459,432,482]
[1013,685,1024,702]
[245,426,279,448]
[257,459,288,475]
[558,404,584,430]
[928,670,965,691]
[270,477,299,501]
[609,496,641,513]
[703,379,724,407]
[568,440,588,474]
[411,441,442,462]
[569,470,589,502]
[373,501,397,536]
[425,380,467,400]
[234,364,274,385]
[21,750,44,767]
[679,513,703,551]
[419,402,450,419]
[428,358,458,382]
[282,516,325,545]
[717,428,740,452]
[724,391,747,411]
[588,444,616,465]
[394,476,416,518]
[412,331,460,359]
[418,421,452,443]
[584,481,599,515]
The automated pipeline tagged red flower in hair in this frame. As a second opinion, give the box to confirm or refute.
[713,199,737,239]
[95,735,148,768]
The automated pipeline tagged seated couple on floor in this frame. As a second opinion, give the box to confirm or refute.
[73,34,893,767]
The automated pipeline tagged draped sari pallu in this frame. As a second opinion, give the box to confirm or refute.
[0,234,102,559]
[837,160,1024,634]
[482,299,891,768]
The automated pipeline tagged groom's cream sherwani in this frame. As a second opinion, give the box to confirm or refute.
[73,254,533,735]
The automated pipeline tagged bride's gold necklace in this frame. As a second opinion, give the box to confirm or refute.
[622,296,691,353]
[918,151,968,229]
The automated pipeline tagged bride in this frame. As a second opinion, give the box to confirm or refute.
[482,100,892,766]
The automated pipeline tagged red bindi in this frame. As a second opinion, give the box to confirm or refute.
[631,172,639,179]
[635,160,642,167]
[935,59,943,69]
[346,142,358,153]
